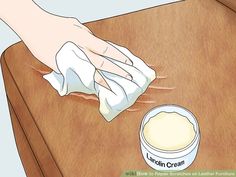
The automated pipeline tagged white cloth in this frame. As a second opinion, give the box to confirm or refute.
[43,41,156,121]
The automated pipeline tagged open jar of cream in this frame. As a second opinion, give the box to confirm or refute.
[140,105,200,171]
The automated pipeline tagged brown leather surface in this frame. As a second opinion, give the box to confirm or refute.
[8,102,44,177]
[1,52,63,177]
[217,0,236,12]
[1,0,236,176]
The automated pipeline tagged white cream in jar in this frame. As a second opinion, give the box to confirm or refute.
[143,112,195,151]
[140,105,200,171]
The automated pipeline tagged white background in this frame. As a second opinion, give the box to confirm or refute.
[0,1,179,176]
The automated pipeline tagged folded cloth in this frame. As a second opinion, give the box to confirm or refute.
[43,41,156,121]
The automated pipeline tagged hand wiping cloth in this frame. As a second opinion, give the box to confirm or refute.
[43,41,156,121]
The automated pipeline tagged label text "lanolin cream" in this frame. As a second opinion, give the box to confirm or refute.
[147,153,185,168]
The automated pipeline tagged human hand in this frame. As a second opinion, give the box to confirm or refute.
[29,16,135,89]
[0,1,133,89]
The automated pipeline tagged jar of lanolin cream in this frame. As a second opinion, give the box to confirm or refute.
[140,105,200,171]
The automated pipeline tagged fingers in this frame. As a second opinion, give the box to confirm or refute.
[94,70,111,90]
[70,17,93,34]
[71,17,131,65]
[74,23,93,34]
[85,51,132,80]
[88,36,132,65]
